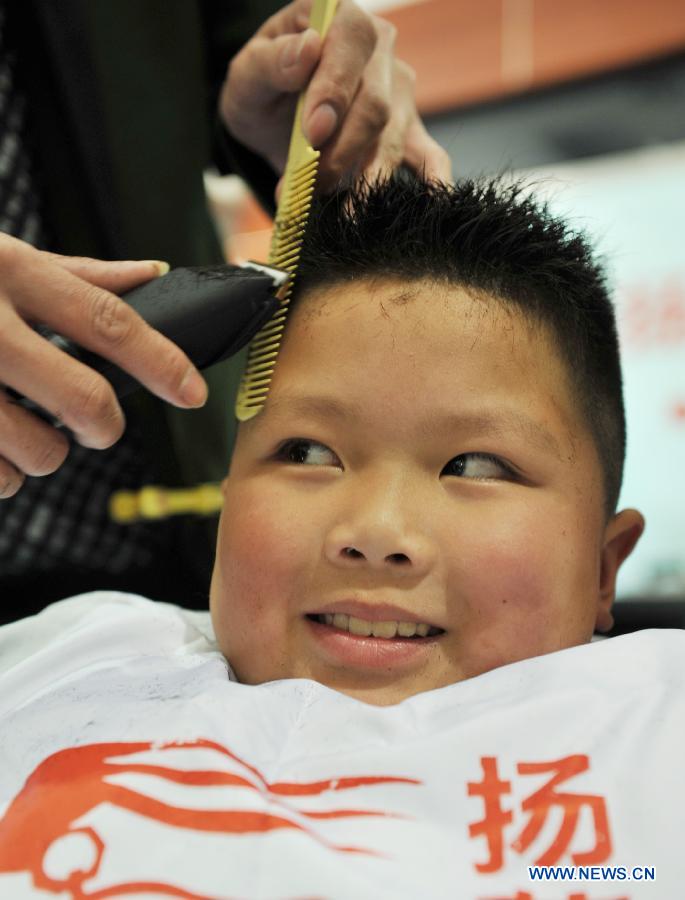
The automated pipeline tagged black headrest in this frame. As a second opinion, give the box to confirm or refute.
[604,598,685,637]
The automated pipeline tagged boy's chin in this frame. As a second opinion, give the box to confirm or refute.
[332,684,428,707]
[233,659,453,707]
[305,672,458,707]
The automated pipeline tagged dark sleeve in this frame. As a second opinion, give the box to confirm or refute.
[199,0,286,215]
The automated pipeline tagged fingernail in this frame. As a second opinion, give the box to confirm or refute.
[180,368,208,408]
[282,30,310,68]
[306,103,338,147]
[141,260,170,277]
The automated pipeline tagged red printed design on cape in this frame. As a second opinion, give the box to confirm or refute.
[0,739,420,899]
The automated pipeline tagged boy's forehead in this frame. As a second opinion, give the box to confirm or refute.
[296,278,429,317]
[282,277,564,388]
[244,278,581,447]
[292,276,539,335]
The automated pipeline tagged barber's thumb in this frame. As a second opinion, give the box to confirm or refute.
[47,254,170,294]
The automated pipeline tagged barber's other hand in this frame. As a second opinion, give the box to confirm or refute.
[219,0,451,193]
[0,234,208,499]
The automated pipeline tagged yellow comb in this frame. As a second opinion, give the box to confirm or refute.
[110,0,337,524]
[235,0,338,422]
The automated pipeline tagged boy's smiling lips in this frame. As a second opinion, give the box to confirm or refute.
[303,599,446,671]
[305,617,444,671]
[305,599,445,630]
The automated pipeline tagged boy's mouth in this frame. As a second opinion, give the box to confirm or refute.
[305,612,445,640]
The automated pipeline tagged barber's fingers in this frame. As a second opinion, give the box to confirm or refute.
[259,0,313,37]
[0,312,126,449]
[0,390,69,483]
[226,29,321,111]
[361,62,453,185]
[220,0,377,173]
[0,234,207,499]
[221,0,451,192]
[220,25,321,172]
[2,241,207,415]
[301,0,379,150]
[401,117,453,183]
[299,6,451,188]
[313,16,394,190]
[0,456,24,499]
[41,252,170,295]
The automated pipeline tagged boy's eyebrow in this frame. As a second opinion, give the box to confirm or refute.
[257,394,562,457]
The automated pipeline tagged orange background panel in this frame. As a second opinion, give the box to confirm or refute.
[386,0,505,115]
[382,0,685,115]
[533,0,685,85]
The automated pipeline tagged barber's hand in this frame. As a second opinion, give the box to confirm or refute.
[0,234,208,499]
[219,0,451,194]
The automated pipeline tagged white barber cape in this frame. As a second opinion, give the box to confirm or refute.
[0,592,682,900]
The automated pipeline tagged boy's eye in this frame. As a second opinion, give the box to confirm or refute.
[276,438,340,466]
[274,443,513,478]
[442,452,513,479]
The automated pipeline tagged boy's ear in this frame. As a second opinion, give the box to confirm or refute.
[595,508,645,633]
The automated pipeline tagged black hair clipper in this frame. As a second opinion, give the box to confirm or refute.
[13,262,287,425]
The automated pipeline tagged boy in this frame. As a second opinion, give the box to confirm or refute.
[211,174,644,707]
[0,176,681,899]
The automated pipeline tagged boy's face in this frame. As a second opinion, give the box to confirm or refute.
[210,279,643,706]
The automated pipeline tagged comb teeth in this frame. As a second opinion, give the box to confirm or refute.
[235,0,337,422]
[235,154,320,420]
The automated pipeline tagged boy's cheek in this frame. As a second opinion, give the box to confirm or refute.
[460,537,552,620]
[212,481,319,641]
[454,550,574,677]
[455,513,594,631]
[220,480,309,575]
[211,494,295,682]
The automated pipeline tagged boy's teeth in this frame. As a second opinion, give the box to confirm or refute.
[371,620,399,639]
[333,612,348,630]
[320,612,436,639]
[349,615,372,636]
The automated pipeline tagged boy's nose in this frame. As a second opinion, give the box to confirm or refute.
[324,517,436,576]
